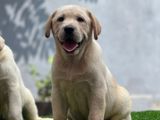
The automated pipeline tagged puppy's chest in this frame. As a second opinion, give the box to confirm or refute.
[0,65,10,97]
[0,62,13,112]
[0,64,12,90]
[60,78,91,98]
[58,73,93,96]
[60,76,92,116]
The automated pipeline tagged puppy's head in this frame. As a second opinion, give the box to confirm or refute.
[45,5,101,56]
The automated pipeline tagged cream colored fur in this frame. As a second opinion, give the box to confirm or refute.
[45,5,132,120]
[0,36,41,120]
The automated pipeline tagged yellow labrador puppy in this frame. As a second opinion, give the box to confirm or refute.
[0,36,39,120]
[45,5,132,120]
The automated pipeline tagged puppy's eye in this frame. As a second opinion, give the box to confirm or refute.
[77,16,85,22]
[57,16,64,22]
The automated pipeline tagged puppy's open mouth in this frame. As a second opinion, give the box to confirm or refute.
[61,40,83,53]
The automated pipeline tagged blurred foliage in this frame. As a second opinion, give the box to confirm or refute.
[0,0,50,62]
[29,56,53,101]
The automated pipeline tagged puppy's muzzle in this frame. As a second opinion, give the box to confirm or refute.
[61,25,83,54]
[64,26,74,36]
[63,25,75,41]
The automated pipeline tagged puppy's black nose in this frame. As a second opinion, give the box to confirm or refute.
[64,26,74,34]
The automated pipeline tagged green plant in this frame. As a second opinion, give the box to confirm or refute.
[29,56,53,101]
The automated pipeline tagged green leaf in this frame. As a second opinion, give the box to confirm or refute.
[28,64,39,77]
[48,56,54,64]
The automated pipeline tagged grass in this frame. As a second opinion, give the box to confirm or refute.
[131,111,160,120]
[41,111,160,120]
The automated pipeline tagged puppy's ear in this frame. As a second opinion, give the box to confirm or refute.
[0,36,5,50]
[88,12,101,40]
[45,11,57,38]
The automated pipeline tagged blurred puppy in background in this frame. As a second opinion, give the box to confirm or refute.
[0,36,39,120]
[45,5,132,120]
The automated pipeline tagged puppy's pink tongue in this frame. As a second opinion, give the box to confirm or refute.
[63,41,78,52]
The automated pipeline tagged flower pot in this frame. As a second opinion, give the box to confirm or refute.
[36,101,52,116]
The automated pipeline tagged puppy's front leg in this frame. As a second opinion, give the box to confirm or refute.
[8,89,23,120]
[88,87,106,120]
[52,84,68,120]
